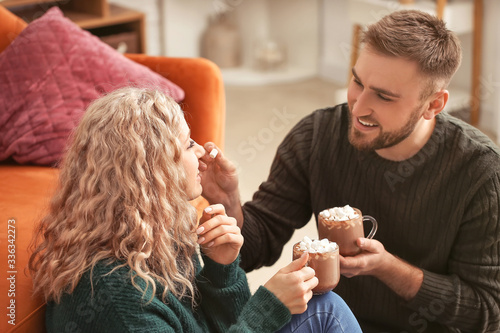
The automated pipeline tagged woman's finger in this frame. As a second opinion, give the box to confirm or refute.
[303,275,319,291]
[198,215,237,235]
[198,223,240,245]
[197,204,228,232]
[201,231,244,249]
[203,204,226,218]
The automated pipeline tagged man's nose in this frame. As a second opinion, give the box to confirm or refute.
[350,90,372,118]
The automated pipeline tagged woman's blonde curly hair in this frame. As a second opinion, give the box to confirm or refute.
[29,87,199,305]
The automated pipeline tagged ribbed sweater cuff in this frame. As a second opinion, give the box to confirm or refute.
[406,269,456,311]
[242,286,291,331]
[200,254,241,288]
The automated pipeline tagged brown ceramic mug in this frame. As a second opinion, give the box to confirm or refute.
[318,207,377,256]
[292,240,340,295]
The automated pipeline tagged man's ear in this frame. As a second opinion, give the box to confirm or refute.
[423,90,448,120]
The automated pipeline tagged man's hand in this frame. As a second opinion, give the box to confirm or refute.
[200,143,243,226]
[340,237,387,277]
[341,238,423,301]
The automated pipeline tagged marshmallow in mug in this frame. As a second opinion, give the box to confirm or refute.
[319,205,359,221]
[297,236,338,253]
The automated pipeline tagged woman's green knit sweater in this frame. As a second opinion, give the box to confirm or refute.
[45,255,291,332]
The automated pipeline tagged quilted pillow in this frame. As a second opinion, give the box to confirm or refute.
[0,7,185,165]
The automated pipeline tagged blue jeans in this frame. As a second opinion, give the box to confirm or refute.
[276,292,362,333]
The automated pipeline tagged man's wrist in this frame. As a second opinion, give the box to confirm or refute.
[375,253,424,301]
[217,190,243,227]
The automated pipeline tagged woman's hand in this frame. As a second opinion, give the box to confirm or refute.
[264,253,318,314]
[196,204,243,265]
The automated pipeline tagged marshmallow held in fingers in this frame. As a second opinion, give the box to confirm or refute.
[209,148,218,159]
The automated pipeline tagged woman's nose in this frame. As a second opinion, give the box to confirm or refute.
[195,142,205,157]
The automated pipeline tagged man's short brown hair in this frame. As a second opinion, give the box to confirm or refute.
[362,10,462,99]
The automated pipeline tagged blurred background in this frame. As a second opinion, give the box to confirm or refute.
[101,0,498,137]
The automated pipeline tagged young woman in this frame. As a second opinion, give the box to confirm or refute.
[29,87,361,332]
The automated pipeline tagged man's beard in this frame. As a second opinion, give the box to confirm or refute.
[347,105,423,152]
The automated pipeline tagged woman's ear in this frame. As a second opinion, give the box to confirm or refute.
[423,90,449,120]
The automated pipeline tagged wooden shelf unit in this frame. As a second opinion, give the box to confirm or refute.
[2,0,145,53]
[1,0,65,7]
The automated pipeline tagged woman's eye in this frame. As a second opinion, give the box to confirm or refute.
[188,140,195,149]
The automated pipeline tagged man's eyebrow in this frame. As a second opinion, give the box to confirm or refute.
[352,68,401,99]
[352,68,361,82]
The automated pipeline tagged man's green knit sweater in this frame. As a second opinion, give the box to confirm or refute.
[241,104,500,332]
[45,255,291,332]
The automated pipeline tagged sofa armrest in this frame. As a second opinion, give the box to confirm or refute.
[0,166,58,333]
[125,55,226,150]
[0,5,27,53]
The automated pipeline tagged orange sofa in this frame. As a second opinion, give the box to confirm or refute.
[0,6,225,333]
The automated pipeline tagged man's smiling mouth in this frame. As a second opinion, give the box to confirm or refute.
[358,118,378,127]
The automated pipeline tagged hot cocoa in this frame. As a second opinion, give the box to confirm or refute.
[318,205,377,256]
[293,237,339,294]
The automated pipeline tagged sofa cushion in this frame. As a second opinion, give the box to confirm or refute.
[0,7,185,166]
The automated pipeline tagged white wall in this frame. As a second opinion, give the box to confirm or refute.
[267,0,319,75]
[158,0,320,85]
[161,0,319,72]
[479,0,500,138]
[230,0,270,67]
[319,0,353,87]
[162,0,214,58]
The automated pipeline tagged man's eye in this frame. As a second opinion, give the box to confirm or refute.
[378,94,393,102]
[353,79,363,87]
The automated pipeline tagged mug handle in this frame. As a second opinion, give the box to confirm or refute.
[363,215,378,239]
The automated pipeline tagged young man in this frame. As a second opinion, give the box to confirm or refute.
[201,10,500,332]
